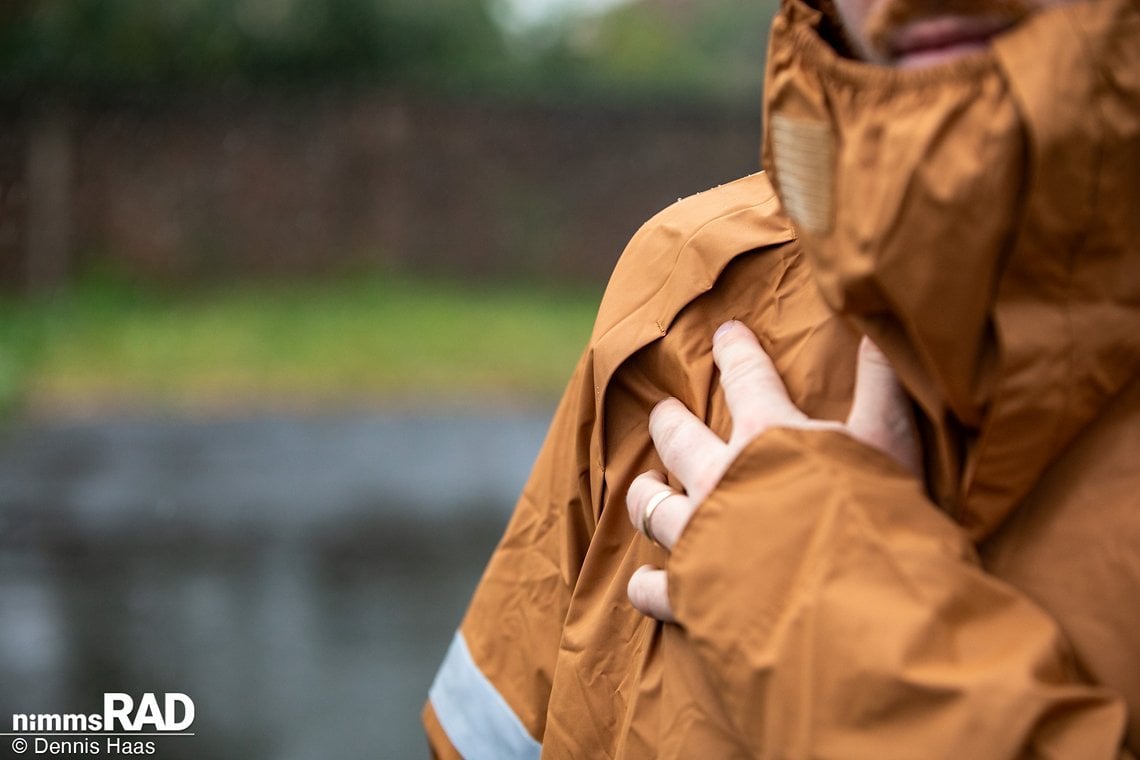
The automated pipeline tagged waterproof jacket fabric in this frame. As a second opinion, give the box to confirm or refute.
[424,0,1140,755]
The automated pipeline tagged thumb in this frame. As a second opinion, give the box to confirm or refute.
[845,337,920,475]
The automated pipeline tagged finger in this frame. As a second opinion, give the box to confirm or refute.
[649,398,730,503]
[626,469,668,532]
[846,337,920,474]
[712,321,807,444]
[627,565,675,622]
[626,470,670,541]
[626,471,697,551]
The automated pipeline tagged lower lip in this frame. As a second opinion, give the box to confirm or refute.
[888,15,1014,69]
[895,39,990,69]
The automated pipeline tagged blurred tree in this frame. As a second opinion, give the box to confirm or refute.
[0,0,778,103]
[0,0,512,95]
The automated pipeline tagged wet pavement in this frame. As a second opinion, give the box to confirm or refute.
[0,409,553,759]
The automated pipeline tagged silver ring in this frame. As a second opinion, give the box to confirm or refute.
[642,488,674,547]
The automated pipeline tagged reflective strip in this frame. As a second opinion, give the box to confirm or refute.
[429,631,542,760]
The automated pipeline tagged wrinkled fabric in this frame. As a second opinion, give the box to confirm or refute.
[425,176,1135,757]
[425,0,1140,754]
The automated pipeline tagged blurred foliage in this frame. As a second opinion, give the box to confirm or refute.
[0,0,510,93]
[0,0,779,104]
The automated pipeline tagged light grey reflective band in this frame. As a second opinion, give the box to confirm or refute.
[429,631,542,760]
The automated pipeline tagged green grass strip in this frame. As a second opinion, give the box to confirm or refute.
[0,273,601,415]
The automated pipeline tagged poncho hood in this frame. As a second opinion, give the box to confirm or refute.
[763,0,1140,538]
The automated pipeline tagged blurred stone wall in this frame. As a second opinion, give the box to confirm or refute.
[1,91,763,290]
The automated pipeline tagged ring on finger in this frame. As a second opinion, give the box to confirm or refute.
[642,488,674,547]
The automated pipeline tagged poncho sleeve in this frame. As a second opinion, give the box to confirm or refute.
[668,425,1130,758]
[424,349,597,759]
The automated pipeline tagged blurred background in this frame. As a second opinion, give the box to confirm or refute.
[0,0,778,757]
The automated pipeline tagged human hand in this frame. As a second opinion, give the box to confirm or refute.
[625,320,920,621]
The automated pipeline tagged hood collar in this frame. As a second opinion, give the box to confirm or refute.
[763,0,1140,537]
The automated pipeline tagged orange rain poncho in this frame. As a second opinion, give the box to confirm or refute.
[425,0,1140,755]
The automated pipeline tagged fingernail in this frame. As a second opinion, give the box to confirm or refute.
[714,321,737,342]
